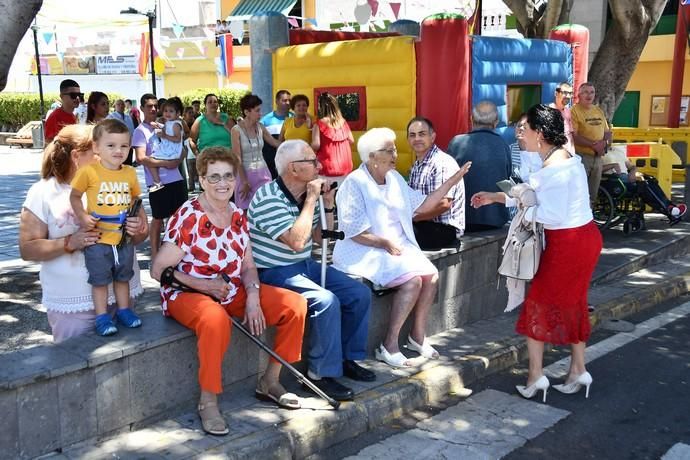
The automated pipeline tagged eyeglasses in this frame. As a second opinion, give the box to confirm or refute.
[203,172,235,184]
[61,92,84,100]
[556,89,573,96]
[375,147,397,155]
[292,158,318,167]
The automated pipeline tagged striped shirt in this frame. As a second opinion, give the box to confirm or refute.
[248,179,319,268]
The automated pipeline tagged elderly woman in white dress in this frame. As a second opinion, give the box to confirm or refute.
[333,127,471,367]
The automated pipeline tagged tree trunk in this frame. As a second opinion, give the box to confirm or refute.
[503,0,572,38]
[589,0,668,120]
[0,0,43,92]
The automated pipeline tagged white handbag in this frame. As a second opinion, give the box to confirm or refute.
[498,206,544,281]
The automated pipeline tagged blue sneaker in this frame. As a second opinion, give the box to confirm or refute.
[95,313,118,336]
[116,308,142,328]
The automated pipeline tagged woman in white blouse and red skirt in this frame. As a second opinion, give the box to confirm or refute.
[471,104,602,403]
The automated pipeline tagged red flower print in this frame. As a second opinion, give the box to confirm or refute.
[198,214,212,239]
[191,245,210,263]
[218,249,227,261]
[207,239,217,250]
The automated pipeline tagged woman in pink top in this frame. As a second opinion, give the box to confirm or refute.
[311,93,355,182]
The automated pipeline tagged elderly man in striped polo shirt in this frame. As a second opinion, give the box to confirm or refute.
[247,140,374,402]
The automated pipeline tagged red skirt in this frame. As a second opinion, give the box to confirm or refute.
[516,221,602,345]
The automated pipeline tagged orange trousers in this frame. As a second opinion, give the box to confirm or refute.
[166,285,307,394]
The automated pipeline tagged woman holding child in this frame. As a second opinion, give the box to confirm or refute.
[333,127,471,368]
[151,147,307,436]
[471,104,602,403]
[19,123,148,342]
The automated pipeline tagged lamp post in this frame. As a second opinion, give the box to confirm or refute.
[120,6,157,96]
[30,22,46,123]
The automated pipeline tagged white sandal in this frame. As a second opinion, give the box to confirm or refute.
[406,335,440,359]
[375,344,412,368]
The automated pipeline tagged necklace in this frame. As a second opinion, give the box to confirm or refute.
[541,146,559,162]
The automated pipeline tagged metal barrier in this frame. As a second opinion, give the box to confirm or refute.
[613,142,682,197]
[613,127,690,183]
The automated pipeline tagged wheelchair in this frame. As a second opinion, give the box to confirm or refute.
[592,175,646,235]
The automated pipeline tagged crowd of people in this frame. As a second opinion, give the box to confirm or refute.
[19,78,687,435]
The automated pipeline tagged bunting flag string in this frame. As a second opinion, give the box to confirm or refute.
[287,17,299,28]
[42,32,54,46]
[367,0,379,17]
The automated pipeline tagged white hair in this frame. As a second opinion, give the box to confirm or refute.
[275,139,311,176]
[357,127,396,163]
[472,100,498,128]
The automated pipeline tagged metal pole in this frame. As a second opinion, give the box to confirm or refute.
[148,10,157,96]
[668,1,689,128]
[31,23,46,123]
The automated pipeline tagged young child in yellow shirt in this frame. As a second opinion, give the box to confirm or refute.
[70,119,144,336]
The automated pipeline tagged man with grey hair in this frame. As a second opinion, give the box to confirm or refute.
[448,100,511,231]
[247,140,375,402]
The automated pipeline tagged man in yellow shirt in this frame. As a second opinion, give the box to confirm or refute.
[571,82,612,206]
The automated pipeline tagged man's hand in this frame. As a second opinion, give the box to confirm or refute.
[305,178,325,202]
[322,179,336,208]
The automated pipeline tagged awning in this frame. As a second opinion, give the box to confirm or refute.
[226,0,297,21]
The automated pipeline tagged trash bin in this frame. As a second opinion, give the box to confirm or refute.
[31,123,44,149]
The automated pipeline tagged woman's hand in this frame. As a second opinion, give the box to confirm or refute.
[242,291,266,335]
[205,276,230,301]
[239,182,251,200]
[70,227,101,251]
[382,239,402,256]
[471,191,499,208]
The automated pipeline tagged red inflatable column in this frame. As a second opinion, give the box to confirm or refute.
[549,24,590,104]
[416,14,471,150]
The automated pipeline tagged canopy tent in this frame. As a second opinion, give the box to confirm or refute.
[225,0,297,21]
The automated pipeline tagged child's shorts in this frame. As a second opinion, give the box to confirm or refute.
[84,243,135,286]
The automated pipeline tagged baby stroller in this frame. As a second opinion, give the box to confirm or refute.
[593,173,684,235]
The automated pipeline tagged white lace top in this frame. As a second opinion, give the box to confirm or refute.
[22,178,143,313]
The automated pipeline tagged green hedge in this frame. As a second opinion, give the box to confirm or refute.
[0,92,124,130]
[177,88,249,119]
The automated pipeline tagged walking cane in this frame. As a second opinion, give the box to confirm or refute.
[318,183,344,288]
[160,267,340,409]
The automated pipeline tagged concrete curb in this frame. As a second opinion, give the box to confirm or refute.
[199,269,690,459]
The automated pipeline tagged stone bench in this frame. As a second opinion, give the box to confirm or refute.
[0,229,508,460]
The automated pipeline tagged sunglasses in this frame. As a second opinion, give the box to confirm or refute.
[61,92,84,100]
[292,158,318,167]
[203,172,235,184]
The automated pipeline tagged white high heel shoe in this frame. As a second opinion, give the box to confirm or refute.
[516,375,550,403]
[553,371,593,398]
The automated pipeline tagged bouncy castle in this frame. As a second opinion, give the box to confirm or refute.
[249,13,589,173]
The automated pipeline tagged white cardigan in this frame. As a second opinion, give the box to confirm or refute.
[333,164,436,286]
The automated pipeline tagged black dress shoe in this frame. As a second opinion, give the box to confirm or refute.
[343,360,376,382]
[302,377,354,401]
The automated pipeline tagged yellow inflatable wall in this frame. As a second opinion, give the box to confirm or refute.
[273,35,417,173]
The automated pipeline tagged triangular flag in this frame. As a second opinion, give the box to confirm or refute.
[306,17,317,27]
[172,23,184,39]
[56,51,64,63]
[176,47,184,58]
[68,36,78,47]
[194,41,206,56]
[389,2,401,19]
[287,17,299,28]
[375,19,386,29]
[367,0,379,17]
[42,32,54,46]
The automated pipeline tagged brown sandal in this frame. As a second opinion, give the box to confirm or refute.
[255,378,301,410]
[198,401,229,436]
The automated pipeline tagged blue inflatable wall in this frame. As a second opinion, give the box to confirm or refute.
[471,36,572,143]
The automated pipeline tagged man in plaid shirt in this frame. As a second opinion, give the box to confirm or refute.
[407,117,465,250]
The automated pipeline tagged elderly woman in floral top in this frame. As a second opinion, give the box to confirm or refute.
[151,147,307,436]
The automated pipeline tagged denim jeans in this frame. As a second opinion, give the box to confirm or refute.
[259,259,371,378]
